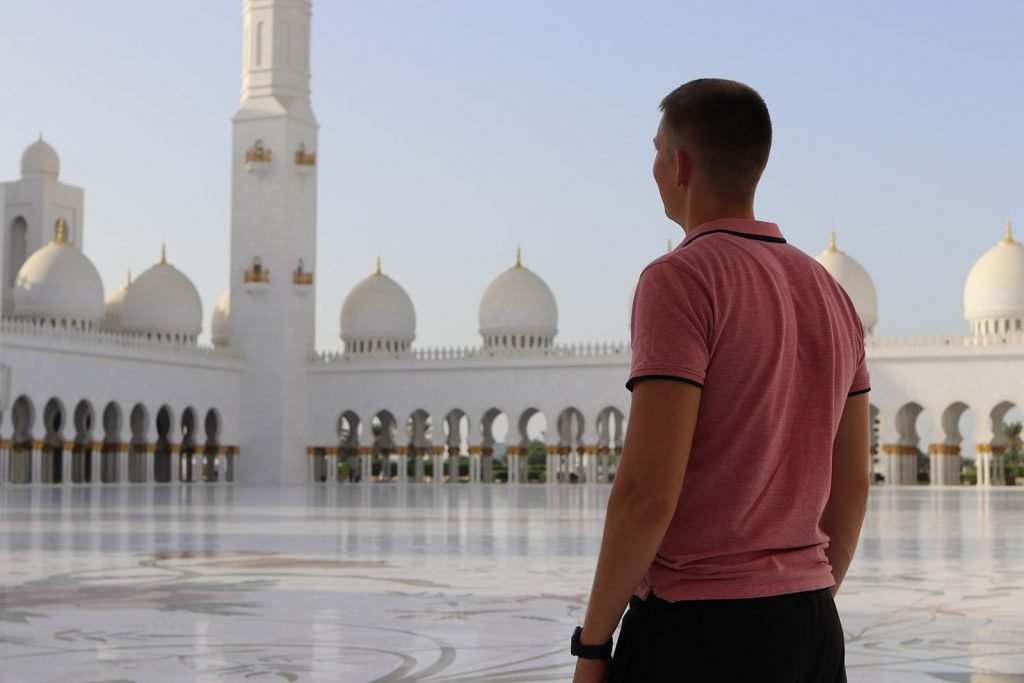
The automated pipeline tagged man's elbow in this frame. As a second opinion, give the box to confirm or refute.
[610,476,680,526]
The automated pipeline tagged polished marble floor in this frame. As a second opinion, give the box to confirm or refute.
[0,483,1022,682]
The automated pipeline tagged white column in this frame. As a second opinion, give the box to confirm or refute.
[30,442,43,484]
[91,445,103,484]
[0,440,8,485]
[215,450,227,483]
[196,451,209,485]
[327,452,339,483]
[173,447,186,483]
[545,448,555,485]
[119,447,131,484]
[414,449,426,482]
[361,450,373,482]
[61,444,73,485]
[306,448,316,482]
[394,450,407,483]
[145,446,156,483]
[431,448,444,483]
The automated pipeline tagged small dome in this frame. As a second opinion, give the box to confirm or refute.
[120,246,203,340]
[13,229,104,323]
[964,221,1024,334]
[479,249,558,349]
[104,272,132,329]
[815,231,878,334]
[21,136,60,178]
[212,289,230,347]
[340,258,416,352]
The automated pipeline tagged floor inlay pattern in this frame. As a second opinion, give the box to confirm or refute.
[0,485,1021,682]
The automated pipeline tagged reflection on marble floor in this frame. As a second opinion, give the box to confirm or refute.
[0,485,1022,682]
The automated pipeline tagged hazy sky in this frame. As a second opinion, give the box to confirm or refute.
[1,1,1023,351]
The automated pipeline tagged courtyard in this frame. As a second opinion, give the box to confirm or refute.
[0,484,1021,682]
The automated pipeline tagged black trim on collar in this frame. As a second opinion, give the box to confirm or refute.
[626,375,705,392]
[683,229,787,248]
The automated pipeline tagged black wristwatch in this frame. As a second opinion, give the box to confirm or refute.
[571,625,613,659]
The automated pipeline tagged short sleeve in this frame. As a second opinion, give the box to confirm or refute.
[627,261,712,392]
[849,338,870,396]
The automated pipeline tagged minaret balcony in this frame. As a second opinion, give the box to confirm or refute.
[244,144,273,174]
[243,267,270,293]
[294,148,316,176]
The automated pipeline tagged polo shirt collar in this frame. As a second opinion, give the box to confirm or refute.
[680,218,784,248]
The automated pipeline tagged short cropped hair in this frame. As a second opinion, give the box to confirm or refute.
[660,79,772,203]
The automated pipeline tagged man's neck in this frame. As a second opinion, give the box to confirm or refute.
[681,200,756,234]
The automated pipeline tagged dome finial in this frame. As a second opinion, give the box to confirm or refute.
[828,229,837,253]
[55,218,67,245]
[126,270,132,287]
[515,245,523,269]
[1003,218,1014,245]
[375,254,382,275]
[160,243,167,265]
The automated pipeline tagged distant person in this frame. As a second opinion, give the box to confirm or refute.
[570,79,870,682]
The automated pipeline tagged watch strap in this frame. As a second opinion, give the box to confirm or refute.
[571,625,613,659]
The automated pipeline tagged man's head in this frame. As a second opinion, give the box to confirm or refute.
[653,78,772,228]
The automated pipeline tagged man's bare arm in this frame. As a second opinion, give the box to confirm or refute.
[578,379,701,645]
[819,392,871,595]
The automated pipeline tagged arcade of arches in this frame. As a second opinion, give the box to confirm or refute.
[0,395,237,484]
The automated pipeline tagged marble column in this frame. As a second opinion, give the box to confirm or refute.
[482,447,493,483]
[196,447,209,485]
[395,447,408,483]
[172,445,185,483]
[582,445,598,483]
[306,447,317,482]
[91,443,103,485]
[431,446,444,484]
[31,441,43,484]
[976,445,990,487]
[447,447,460,483]
[467,446,482,483]
[215,447,228,483]
[505,447,518,483]
[0,439,10,485]
[360,447,373,483]
[414,448,426,482]
[326,447,339,484]
[61,442,73,485]
[145,444,156,483]
[118,444,131,483]
[545,446,557,485]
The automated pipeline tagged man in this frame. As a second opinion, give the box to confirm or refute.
[571,79,870,682]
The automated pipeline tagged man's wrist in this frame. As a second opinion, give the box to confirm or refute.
[571,626,613,659]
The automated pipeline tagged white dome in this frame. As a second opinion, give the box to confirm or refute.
[21,137,60,178]
[964,221,1024,328]
[479,250,558,348]
[104,272,132,329]
[815,232,878,334]
[340,260,416,349]
[13,235,104,323]
[212,289,230,347]
[120,247,203,339]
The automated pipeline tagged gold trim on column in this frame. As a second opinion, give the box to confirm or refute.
[31,440,44,450]
[118,443,131,453]
[145,444,156,454]
[325,446,339,456]
[432,446,445,456]
[0,439,11,449]
[928,444,961,456]
[170,444,181,454]
[468,446,482,456]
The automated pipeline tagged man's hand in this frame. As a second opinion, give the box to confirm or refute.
[572,657,611,683]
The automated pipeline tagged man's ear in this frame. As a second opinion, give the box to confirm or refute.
[674,148,691,188]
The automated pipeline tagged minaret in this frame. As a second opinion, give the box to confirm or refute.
[230,0,318,484]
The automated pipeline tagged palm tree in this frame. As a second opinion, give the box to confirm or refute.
[1002,421,1023,484]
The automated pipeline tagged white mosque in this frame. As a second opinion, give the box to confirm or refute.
[1,0,1022,490]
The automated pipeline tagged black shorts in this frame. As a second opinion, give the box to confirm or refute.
[609,588,846,683]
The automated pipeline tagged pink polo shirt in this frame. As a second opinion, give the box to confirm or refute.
[628,218,869,601]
